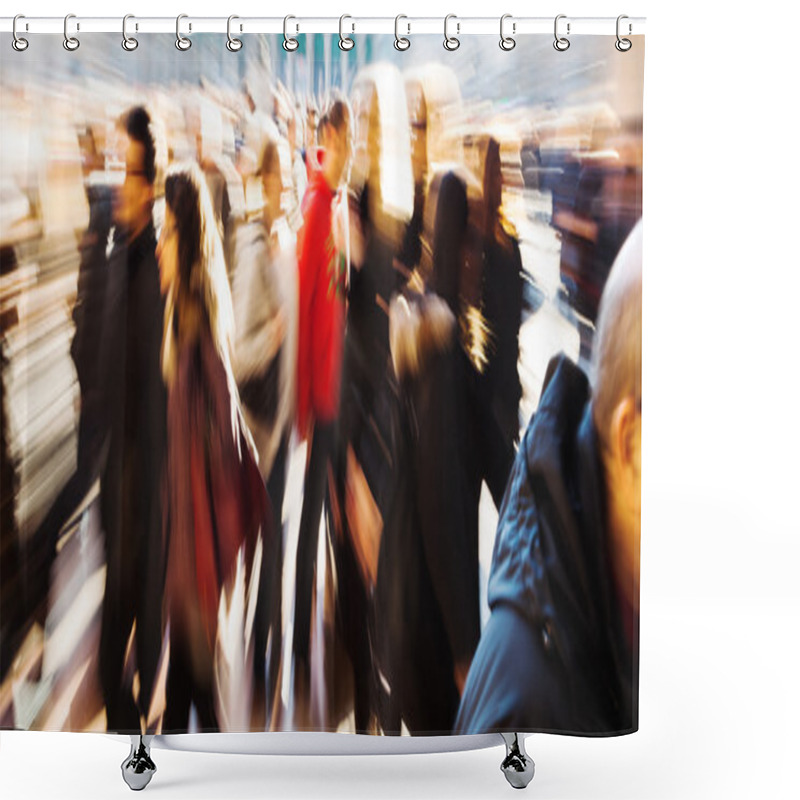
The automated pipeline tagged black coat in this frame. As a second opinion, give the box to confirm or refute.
[455,355,637,735]
[480,227,523,449]
[376,295,481,735]
[97,222,167,730]
[71,184,114,475]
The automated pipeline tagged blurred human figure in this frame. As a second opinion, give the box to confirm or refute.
[96,106,167,733]
[551,106,640,322]
[397,80,427,272]
[475,135,524,457]
[399,65,463,274]
[157,163,270,733]
[330,64,414,732]
[24,124,115,630]
[455,220,642,734]
[381,170,481,735]
[72,125,115,473]
[272,87,307,232]
[292,98,351,722]
[1,247,26,684]
[345,65,414,431]
[302,105,320,180]
[231,130,297,725]
[192,99,244,276]
[288,107,308,231]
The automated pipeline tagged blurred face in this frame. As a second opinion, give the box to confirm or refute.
[623,405,641,608]
[113,133,153,236]
[262,157,283,225]
[604,395,642,612]
[306,112,317,150]
[156,205,179,296]
[485,144,503,218]
[322,112,352,186]
[407,86,428,185]
[367,97,380,184]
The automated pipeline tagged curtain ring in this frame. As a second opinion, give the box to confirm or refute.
[615,14,632,52]
[500,14,515,51]
[227,15,243,51]
[444,14,460,51]
[63,14,80,51]
[553,14,570,51]
[283,15,299,52]
[339,15,354,51]
[122,14,138,51]
[12,15,29,52]
[176,14,191,50]
[394,14,410,51]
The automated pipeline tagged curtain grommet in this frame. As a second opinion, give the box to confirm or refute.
[176,14,192,51]
[63,13,80,51]
[554,14,570,51]
[444,14,460,51]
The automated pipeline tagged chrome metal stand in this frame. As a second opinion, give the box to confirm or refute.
[500,733,535,789]
[121,735,157,791]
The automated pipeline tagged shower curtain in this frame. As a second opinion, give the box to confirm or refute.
[0,27,644,738]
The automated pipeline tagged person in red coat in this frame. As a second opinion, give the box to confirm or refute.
[292,98,352,721]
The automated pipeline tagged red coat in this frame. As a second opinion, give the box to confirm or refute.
[295,169,346,434]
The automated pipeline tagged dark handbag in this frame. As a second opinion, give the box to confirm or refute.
[238,343,281,426]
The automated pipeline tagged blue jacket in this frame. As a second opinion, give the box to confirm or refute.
[455,355,638,735]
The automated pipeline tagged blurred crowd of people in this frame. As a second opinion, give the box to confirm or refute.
[1,44,642,737]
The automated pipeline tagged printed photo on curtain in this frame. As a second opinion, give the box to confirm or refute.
[0,29,644,738]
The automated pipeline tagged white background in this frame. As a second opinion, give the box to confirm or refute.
[2,0,799,798]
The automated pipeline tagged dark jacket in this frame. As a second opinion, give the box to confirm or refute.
[72,184,113,404]
[71,184,114,476]
[455,355,638,736]
[97,221,167,729]
[480,222,523,448]
[376,294,481,735]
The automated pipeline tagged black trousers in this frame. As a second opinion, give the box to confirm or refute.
[253,433,288,710]
[162,630,217,733]
[292,421,335,665]
[98,495,145,733]
[25,406,102,626]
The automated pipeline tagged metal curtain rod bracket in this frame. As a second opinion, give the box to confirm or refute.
[0,15,646,37]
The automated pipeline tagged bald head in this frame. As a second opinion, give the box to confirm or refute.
[589,220,643,615]
[591,220,643,447]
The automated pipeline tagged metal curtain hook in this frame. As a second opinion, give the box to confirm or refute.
[553,14,570,51]
[12,14,29,51]
[63,13,80,51]
[227,15,242,51]
[616,14,632,51]
[444,14,460,51]
[122,14,138,51]
[283,15,299,52]
[176,14,191,50]
[339,15,354,51]
[394,14,410,51]
[500,14,516,51]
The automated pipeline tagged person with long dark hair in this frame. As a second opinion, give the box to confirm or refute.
[157,162,270,732]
